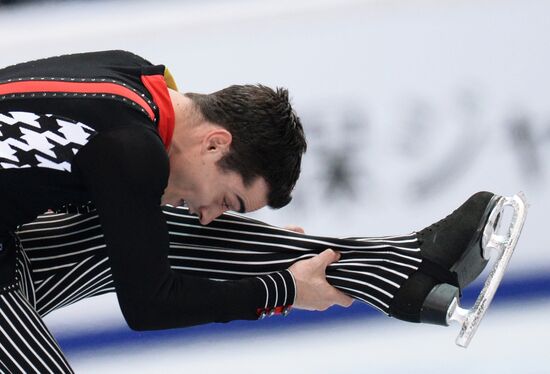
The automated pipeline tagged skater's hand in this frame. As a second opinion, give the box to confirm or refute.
[284,225,305,234]
[288,249,354,311]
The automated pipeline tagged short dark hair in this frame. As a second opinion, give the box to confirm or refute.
[185,85,307,209]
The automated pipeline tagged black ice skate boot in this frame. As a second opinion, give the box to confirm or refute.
[388,191,501,325]
[388,191,527,347]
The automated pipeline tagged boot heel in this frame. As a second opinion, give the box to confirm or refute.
[420,283,459,326]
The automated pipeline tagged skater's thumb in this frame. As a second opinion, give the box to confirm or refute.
[318,248,340,268]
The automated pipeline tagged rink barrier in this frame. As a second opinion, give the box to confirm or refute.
[55,271,550,355]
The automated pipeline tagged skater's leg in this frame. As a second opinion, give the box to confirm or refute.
[0,235,73,373]
[160,192,507,323]
[17,207,423,317]
[15,212,114,317]
[17,192,503,325]
[0,289,74,373]
[162,205,423,314]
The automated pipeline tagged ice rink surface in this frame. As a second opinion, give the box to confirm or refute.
[63,298,549,373]
[45,273,549,373]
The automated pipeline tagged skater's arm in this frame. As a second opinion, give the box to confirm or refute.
[73,127,296,330]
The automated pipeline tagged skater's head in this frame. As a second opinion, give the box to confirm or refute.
[163,84,307,224]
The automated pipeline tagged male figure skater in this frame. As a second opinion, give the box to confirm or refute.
[0,51,524,372]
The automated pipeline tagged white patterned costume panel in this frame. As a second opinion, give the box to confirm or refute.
[0,111,96,171]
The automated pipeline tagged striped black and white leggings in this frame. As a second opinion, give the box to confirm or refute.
[0,205,422,373]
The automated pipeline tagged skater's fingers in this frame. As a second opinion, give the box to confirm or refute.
[316,251,353,309]
[312,281,354,311]
[284,225,305,234]
[330,288,354,308]
[288,249,352,311]
[316,248,340,268]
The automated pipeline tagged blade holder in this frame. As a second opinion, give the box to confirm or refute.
[447,193,528,348]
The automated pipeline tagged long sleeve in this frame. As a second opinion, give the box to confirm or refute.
[73,126,295,330]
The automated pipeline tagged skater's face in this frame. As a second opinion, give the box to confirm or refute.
[162,125,269,225]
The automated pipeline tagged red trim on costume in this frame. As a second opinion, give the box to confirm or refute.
[256,305,292,317]
[141,74,175,150]
[0,80,155,120]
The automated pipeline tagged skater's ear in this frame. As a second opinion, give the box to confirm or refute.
[201,128,232,156]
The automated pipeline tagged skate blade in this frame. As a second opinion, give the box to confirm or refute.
[446,192,528,348]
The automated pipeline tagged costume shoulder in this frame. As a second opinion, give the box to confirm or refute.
[0,49,168,137]
[0,50,159,81]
